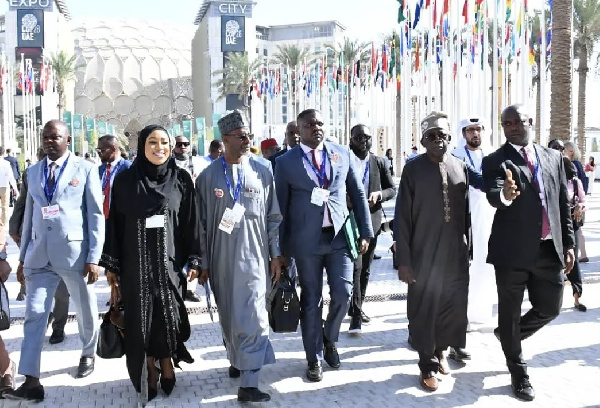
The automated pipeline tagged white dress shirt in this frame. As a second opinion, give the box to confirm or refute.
[352,153,370,194]
[300,142,332,227]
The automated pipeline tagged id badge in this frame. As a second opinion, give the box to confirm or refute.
[218,204,245,234]
[41,205,60,220]
[146,214,165,229]
[311,188,330,206]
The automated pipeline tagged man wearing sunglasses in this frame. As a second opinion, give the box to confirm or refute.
[347,124,396,335]
[172,135,209,302]
[395,111,471,392]
[173,135,209,184]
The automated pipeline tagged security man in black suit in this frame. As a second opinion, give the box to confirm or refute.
[347,124,396,334]
[482,104,575,402]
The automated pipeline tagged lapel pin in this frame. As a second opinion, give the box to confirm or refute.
[70,178,79,187]
[214,188,224,198]
[331,153,340,164]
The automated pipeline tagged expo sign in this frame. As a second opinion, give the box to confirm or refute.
[9,0,53,11]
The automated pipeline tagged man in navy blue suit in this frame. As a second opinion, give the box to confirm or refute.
[96,135,131,220]
[275,109,374,382]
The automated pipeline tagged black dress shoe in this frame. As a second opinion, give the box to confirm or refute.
[49,329,65,345]
[185,290,201,302]
[3,383,45,402]
[148,386,158,402]
[324,342,341,369]
[76,356,95,378]
[511,375,535,401]
[348,315,361,334]
[237,387,271,402]
[360,311,371,324]
[228,365,241,378]
[448,347,471,362]
[574,303,587,312]
[160,376,176,396]
[306,362,323,382]
[373,254,382,260]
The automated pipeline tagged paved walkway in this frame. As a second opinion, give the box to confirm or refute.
[0,183,599,407]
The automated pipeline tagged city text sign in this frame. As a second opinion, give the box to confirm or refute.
[9,0,53,11]
[217,2,252,15]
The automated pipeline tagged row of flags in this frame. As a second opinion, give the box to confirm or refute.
[0,55,56,95]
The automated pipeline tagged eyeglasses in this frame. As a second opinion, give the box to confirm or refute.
[352,135,372,142]
[175,142,190,147]
[425,131,450,141]
[301,121,324,129]
[95,147,110,153]
[501,119,528,128]
[226,133,254,141]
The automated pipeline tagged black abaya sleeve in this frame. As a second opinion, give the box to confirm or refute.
[178,171,202,271]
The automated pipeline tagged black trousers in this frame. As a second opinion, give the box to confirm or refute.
[567,227,583,297]
[495,240,564,378]
[418,349,446,374]
[348,234,379,318]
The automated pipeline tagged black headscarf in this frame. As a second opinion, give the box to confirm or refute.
[125,124,178,217]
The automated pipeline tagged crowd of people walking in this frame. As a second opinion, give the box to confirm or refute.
[0,104,593,405]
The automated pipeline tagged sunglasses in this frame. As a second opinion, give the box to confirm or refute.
[175,142,190,147]
[352,135,372,142]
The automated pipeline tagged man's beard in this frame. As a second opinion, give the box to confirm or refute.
[467,139,481,149]
[175,152,188,161]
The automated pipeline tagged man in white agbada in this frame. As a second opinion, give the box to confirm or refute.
[452,116,497,337]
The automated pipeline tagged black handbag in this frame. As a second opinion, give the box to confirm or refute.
[96,285,125,359]
[0,281,10,331]
[268,266,300,333]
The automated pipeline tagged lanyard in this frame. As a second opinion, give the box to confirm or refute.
[102,161,122,191]
[464,147,482,172]
[362,160,370,185]
[221,157,243,204]
[43,156,70,204]
[532,148,540,184]
[301,148,328,188]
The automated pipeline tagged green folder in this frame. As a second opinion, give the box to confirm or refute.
[343,212,360,261]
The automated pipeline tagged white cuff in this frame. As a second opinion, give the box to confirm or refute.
[499,189,513,206]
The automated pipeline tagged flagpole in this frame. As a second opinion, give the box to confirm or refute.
[539,8,547,146]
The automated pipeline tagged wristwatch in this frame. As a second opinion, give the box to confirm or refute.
[0,253,7,261]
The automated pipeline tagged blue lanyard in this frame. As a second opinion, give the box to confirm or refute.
[301,149,328,188]
[464,146,482,172]
[362,161,370,185]
[532,148,540,184]
[102,161,122,191]
[43,156,70,204]
[221,157,243,204]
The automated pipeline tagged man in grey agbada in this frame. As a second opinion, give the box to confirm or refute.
[196,110,284,403]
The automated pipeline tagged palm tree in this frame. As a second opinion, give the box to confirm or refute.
[50,51,77,119]
[326,37,370,143]
[272,44,314,118]
[549,0,574,143]
[212,52,262,129]
[573,0,600,160]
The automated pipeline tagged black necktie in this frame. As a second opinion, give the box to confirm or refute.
[48,162,57,191]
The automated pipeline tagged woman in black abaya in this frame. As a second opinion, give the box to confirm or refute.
[100,125,200,403]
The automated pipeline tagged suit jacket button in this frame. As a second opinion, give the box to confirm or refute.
[47,227,52,231]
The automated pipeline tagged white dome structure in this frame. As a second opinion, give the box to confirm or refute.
[72,19,195,136]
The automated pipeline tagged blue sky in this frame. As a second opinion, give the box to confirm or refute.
[0,0,400,41]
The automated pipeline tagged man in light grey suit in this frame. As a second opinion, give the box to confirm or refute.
[275,109,374,382]
[4,121,104,403]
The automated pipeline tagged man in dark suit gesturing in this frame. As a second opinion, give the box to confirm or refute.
[275,109,374,382]
[347,124,396,334]
[482,105,575,402]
